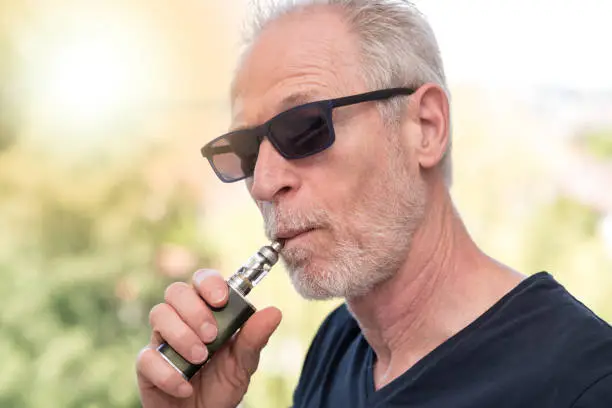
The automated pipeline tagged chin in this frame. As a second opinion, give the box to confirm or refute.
[283,246,398,301]
[291,276,338,300]
[282,255,339,300]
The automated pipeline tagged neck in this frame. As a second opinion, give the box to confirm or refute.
[346,181,524,390]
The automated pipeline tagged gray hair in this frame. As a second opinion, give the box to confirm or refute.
[238,0,453,186]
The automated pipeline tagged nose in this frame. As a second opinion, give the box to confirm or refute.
[248,138,301,202]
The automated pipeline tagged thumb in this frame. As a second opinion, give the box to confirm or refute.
[231,306,282,376]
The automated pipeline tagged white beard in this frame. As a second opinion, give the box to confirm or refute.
[261,143,427,300]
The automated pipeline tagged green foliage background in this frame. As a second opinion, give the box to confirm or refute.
[1,114,611,408]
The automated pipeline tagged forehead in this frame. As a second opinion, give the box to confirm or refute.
[231,6,365,127]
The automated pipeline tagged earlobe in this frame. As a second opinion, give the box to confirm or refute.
[414,84,449,170]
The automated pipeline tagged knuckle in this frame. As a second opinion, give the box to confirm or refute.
[136,346,149,363]
[135,348,154,376]
[135,348,147,371]
[148,303,168,326]
[201,283,228,304]
[164,281,190,303]
[158,370,181,392]
[174,324,194,344]
[177,297,209,326]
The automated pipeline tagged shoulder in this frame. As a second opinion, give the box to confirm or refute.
[505,272,612,343]
[570,372,612,407]
[515,273,612,402]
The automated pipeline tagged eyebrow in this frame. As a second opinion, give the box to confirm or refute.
[229,91,319,132]
[277,91,318,111]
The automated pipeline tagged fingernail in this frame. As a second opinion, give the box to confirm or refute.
[210,287,226,304]
[200,322,218,343]
[191,344,208,363]
[193,269,219,287]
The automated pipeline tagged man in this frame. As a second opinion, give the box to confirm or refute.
[135,1,612,407]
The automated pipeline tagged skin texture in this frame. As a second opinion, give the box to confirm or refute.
[136,5,526,407]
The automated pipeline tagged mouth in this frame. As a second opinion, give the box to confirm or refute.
[275,228,317,243]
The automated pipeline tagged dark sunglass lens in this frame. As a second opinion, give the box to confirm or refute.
[207,131,260,181]
[270,105,331,158]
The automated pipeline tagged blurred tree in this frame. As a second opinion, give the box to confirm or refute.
[0,25,18,153]
[521,127,612,321]
[0,140,217,407]
[583,129,612,159]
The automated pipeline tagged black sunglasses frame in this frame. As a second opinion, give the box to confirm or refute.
[201,87,415,183]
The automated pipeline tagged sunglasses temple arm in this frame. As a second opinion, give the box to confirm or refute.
[205,145,233,155]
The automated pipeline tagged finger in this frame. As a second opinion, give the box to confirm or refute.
[192,269,229,308]
[149,303,209,364]
[136,346,193,399]
[164,282,218,344]
[231,306,282,376]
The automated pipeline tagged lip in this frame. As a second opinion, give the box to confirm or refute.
[275,228,316,242]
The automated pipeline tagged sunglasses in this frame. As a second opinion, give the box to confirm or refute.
[201,87,415,183]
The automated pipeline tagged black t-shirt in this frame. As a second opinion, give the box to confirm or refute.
[292,272,612,407]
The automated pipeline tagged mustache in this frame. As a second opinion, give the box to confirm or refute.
[261,203,330,241]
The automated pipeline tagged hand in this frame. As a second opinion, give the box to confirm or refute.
[136,269,282,408]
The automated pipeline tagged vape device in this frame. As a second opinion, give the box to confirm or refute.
[157,241,283,381]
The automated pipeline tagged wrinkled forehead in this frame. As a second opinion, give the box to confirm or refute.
[230,6,366,128]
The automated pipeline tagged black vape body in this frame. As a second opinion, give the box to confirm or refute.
[157,285,256,380]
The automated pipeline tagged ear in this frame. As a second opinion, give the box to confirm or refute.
[408,84,450,171]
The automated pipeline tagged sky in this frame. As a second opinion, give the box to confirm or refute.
[7,0,611,152]
[413,0,612,91]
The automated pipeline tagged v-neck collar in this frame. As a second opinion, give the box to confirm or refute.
[361,272,552,406]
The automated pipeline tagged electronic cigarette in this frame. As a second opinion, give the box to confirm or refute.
[157,241,283,381]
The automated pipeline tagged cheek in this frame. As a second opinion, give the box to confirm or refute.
[298,111,395,219]
[306,151,386,227]
[314,123,389,200]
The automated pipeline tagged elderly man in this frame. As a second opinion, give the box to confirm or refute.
[136,1,612,407]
